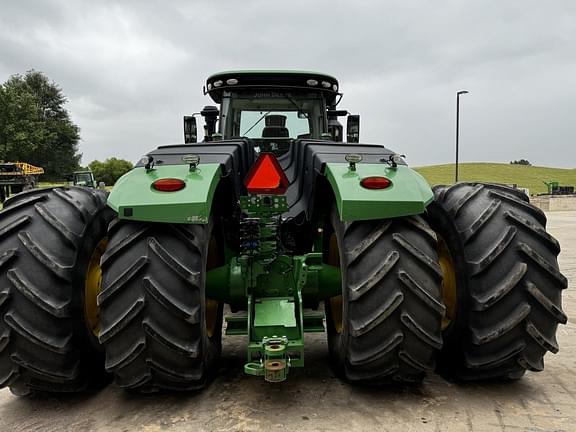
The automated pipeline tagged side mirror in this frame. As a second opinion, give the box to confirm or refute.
[184,116,197,143]
[347,115,360,143]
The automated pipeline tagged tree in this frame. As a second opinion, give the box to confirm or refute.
[510,159,531,166]
[0,70,81,180]
[88,157,133,185]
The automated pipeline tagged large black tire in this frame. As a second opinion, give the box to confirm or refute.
[325,208,444,384]
[428,183,568,380]
[98,221,222,392]
[0,187,113,394]
[10,185,23,195]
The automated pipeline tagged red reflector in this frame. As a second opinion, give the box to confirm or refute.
[245,153,289,195]
[152,178,186,192]
[360,176,392,190]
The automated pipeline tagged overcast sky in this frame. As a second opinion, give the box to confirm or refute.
[1,0,575,168]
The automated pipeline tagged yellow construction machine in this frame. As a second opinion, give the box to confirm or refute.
[0,161,44,202]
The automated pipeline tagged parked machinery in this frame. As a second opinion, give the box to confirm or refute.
[0,161,43,202]
[0,71,566,395]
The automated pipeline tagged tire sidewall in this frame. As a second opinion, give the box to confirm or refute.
[75,206,114,352]
[200,219,224,377]
[325,205,351,377]
[0,187,114,393]
[69,191,115,387]
[426,199,470,353]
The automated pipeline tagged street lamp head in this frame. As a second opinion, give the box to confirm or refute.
[457,90,469,95]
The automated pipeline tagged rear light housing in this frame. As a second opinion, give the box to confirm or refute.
[360,176,392,190]
[152,178,186,192]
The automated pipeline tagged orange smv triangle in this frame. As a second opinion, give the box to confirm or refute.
[245,153,289,195]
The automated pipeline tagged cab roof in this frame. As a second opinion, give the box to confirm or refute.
[205,70,340,104]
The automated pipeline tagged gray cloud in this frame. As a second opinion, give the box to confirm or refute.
[1,0,575,167]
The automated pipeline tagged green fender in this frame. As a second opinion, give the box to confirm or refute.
[325,163,434,221]
[107,164,221,224]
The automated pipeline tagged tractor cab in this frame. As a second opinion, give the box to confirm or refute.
[72,170,97,188]
[184,71,360,153]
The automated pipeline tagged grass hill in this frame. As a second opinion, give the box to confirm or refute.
[414,163,576,195]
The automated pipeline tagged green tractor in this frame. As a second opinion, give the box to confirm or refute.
[71,170,98,188]
[0,71,567,395]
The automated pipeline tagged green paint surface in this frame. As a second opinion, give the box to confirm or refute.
[325,163,434,221]
[107,164,221,224]
[254,299,297,328]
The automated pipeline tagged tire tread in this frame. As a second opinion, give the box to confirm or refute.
[0,187,112,394]
[430,183,567,381]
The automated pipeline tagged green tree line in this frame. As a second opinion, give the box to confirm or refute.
[1,70,134,184]
[510,159,531,166]
[0,70,81,180]
[88,158,133,185]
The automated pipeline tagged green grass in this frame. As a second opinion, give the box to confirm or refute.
[414,163,576,195]
[39,182,66,188]
[38,182,113,191]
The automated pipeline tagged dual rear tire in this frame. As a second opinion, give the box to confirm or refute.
[0,182,567,393]
[428,183,567,380]
[97,221,222,392]
[0,187,221,394]
[325,208,444,384]
[0,187,112,395]
[326,182,566,384]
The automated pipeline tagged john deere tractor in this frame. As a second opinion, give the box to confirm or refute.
[71,170,97,188]
[0,71,567,395]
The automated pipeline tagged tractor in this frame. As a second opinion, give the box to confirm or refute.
[70,170,98,188]
[0,71,567,395]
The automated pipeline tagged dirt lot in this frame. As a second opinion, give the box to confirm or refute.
[0,211,574,432]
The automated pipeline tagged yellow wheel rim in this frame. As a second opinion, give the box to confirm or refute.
[326,233,343,334]
[438,236,457,330]
[329,295,343,334]
[205,299,219,338]
[85,238,108,338]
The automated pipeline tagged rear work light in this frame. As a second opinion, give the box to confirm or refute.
[360,176,392,190]
[245,153,289,195]
[152,178,186,192]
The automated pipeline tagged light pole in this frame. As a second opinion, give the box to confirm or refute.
[455,90,469,183]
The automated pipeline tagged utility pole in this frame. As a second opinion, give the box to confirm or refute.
[455,90,469,183]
